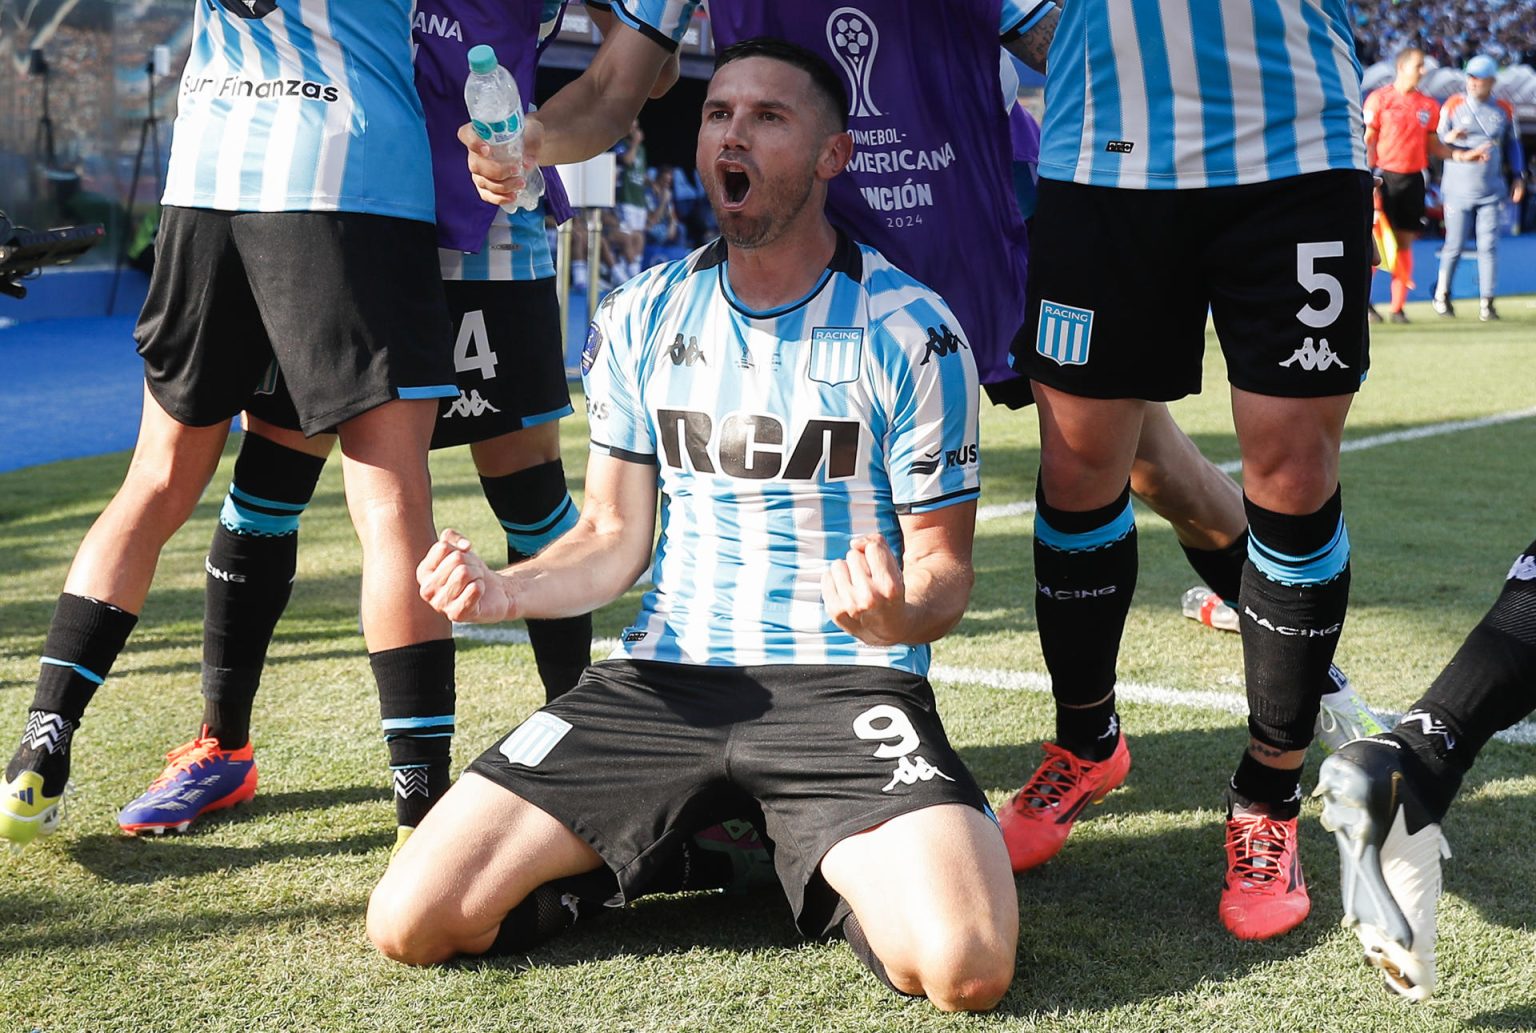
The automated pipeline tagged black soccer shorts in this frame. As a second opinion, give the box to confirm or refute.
[136,207,455,434]
[1014,169,1374,401]
[1377,170,1427,234]
[468,659,993,938]
[246,277,574,446]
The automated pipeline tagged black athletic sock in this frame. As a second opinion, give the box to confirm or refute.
[484,867,617,956]
[842,911,920,998]
[480,461,592,702]
[201,434,326,748]
[1239,490,1350,754]
[1055,694,1120,762]
[1180,530,1249,604]
[1033,477,1137,753]
[1229,752,1304,819]
[1390,538,1536,819]
[12,594,138,794]
[642,837,737,894]
[373,640,456,828]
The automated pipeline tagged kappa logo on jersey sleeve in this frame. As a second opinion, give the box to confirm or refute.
[498,711,573,768]
[1036,301,1094,366]
[808,327,863,386]
[919,324,966,365]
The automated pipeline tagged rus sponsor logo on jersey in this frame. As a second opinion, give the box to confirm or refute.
[657,409,860,481]
[183,75,342,103]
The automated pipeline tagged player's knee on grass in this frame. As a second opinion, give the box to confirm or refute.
[366,871,460,967]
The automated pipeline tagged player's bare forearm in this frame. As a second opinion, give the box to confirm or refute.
[526,23,672,166]
[417,454,656,624]
[1007,8,1058,74]
[823,504,976,646]
[498,453,658,619]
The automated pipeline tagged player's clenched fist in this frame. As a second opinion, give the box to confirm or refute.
[822,533,908,647]
[417,529,515,624]
[458,119,543,208]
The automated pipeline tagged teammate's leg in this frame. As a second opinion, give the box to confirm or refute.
[1389,228,1417,320]
[820,805,1016,1012]
[1473,201,1500,319]
[998,387,1141,871]
[2,386,228,845]
[1220,388,1354,939]
[338,399,456,835]
[471,424,592,701]
[368,771,604,965]
[117,418,332,834]
[1317,536,1536,1000]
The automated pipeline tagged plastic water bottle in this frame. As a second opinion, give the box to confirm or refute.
[465,44,544,213]
[1181,586,1240,633]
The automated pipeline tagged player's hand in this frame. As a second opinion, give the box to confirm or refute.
[822,533,909,647]
[1446,127,1468,143]
[1460,142,1494,163]
[417,529,515,624]
[459,120,542,207]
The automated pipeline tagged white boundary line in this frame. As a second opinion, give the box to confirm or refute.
[453,407,1536,748]
[454,626,1536,747]
[976,405,1536,523]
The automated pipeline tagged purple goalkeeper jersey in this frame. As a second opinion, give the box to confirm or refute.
[599,0,1051,386]
[414,0,572,253]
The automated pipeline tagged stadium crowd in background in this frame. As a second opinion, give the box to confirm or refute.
[1352,0,1536,68]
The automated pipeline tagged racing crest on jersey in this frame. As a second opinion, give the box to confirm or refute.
[218,0,278,19]
[808,327,863,386]
[827,7,882,117]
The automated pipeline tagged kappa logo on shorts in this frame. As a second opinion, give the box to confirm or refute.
[498,711,573,768]
[442,390,502,419]
[853,704,956,794]
[1279,336,1349,372]
[1036,301,1094,366]
[809,327,863,386]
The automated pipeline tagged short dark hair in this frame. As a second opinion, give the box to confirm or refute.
[714,37,849,132]
[1395,46,1423,69]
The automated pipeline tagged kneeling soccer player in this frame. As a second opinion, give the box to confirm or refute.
[367,39,1016,1011]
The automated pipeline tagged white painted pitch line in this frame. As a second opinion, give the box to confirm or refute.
[453,625,1536,747]
[976,405,1536,522]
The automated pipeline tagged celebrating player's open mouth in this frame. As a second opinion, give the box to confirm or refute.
[716,158,752,210]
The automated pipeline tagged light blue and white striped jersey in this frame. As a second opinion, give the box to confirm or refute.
[1039,0,1368,189]
[582,234,981,675]
[163,0,434,222]
[437,209,555,281]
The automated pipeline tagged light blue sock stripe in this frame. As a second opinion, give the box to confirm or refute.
[1033,498,1136,553]
[40,657,105,684]
[1248,520,1351,586]
[381,715,456,732]
[228,485,309,513]
[503,499,579,555]
[220,495,302,536]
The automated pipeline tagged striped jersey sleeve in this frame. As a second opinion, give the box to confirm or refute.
[163,0,434,221]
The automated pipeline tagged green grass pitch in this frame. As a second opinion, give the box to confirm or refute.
[2,297,1535,1031]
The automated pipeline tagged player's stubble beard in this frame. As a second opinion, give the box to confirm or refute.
[707,151,819,252]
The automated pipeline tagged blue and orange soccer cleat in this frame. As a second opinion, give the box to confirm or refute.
[1,769,66,848]
[997,733,1131,873]
[117,734,257,835]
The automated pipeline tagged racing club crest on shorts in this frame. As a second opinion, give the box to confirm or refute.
[1036,300,1094,367]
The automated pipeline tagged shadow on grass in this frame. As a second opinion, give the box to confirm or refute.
[1469,1003,1536,1031]
[64,784,391,885]
[0,893,362,954]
